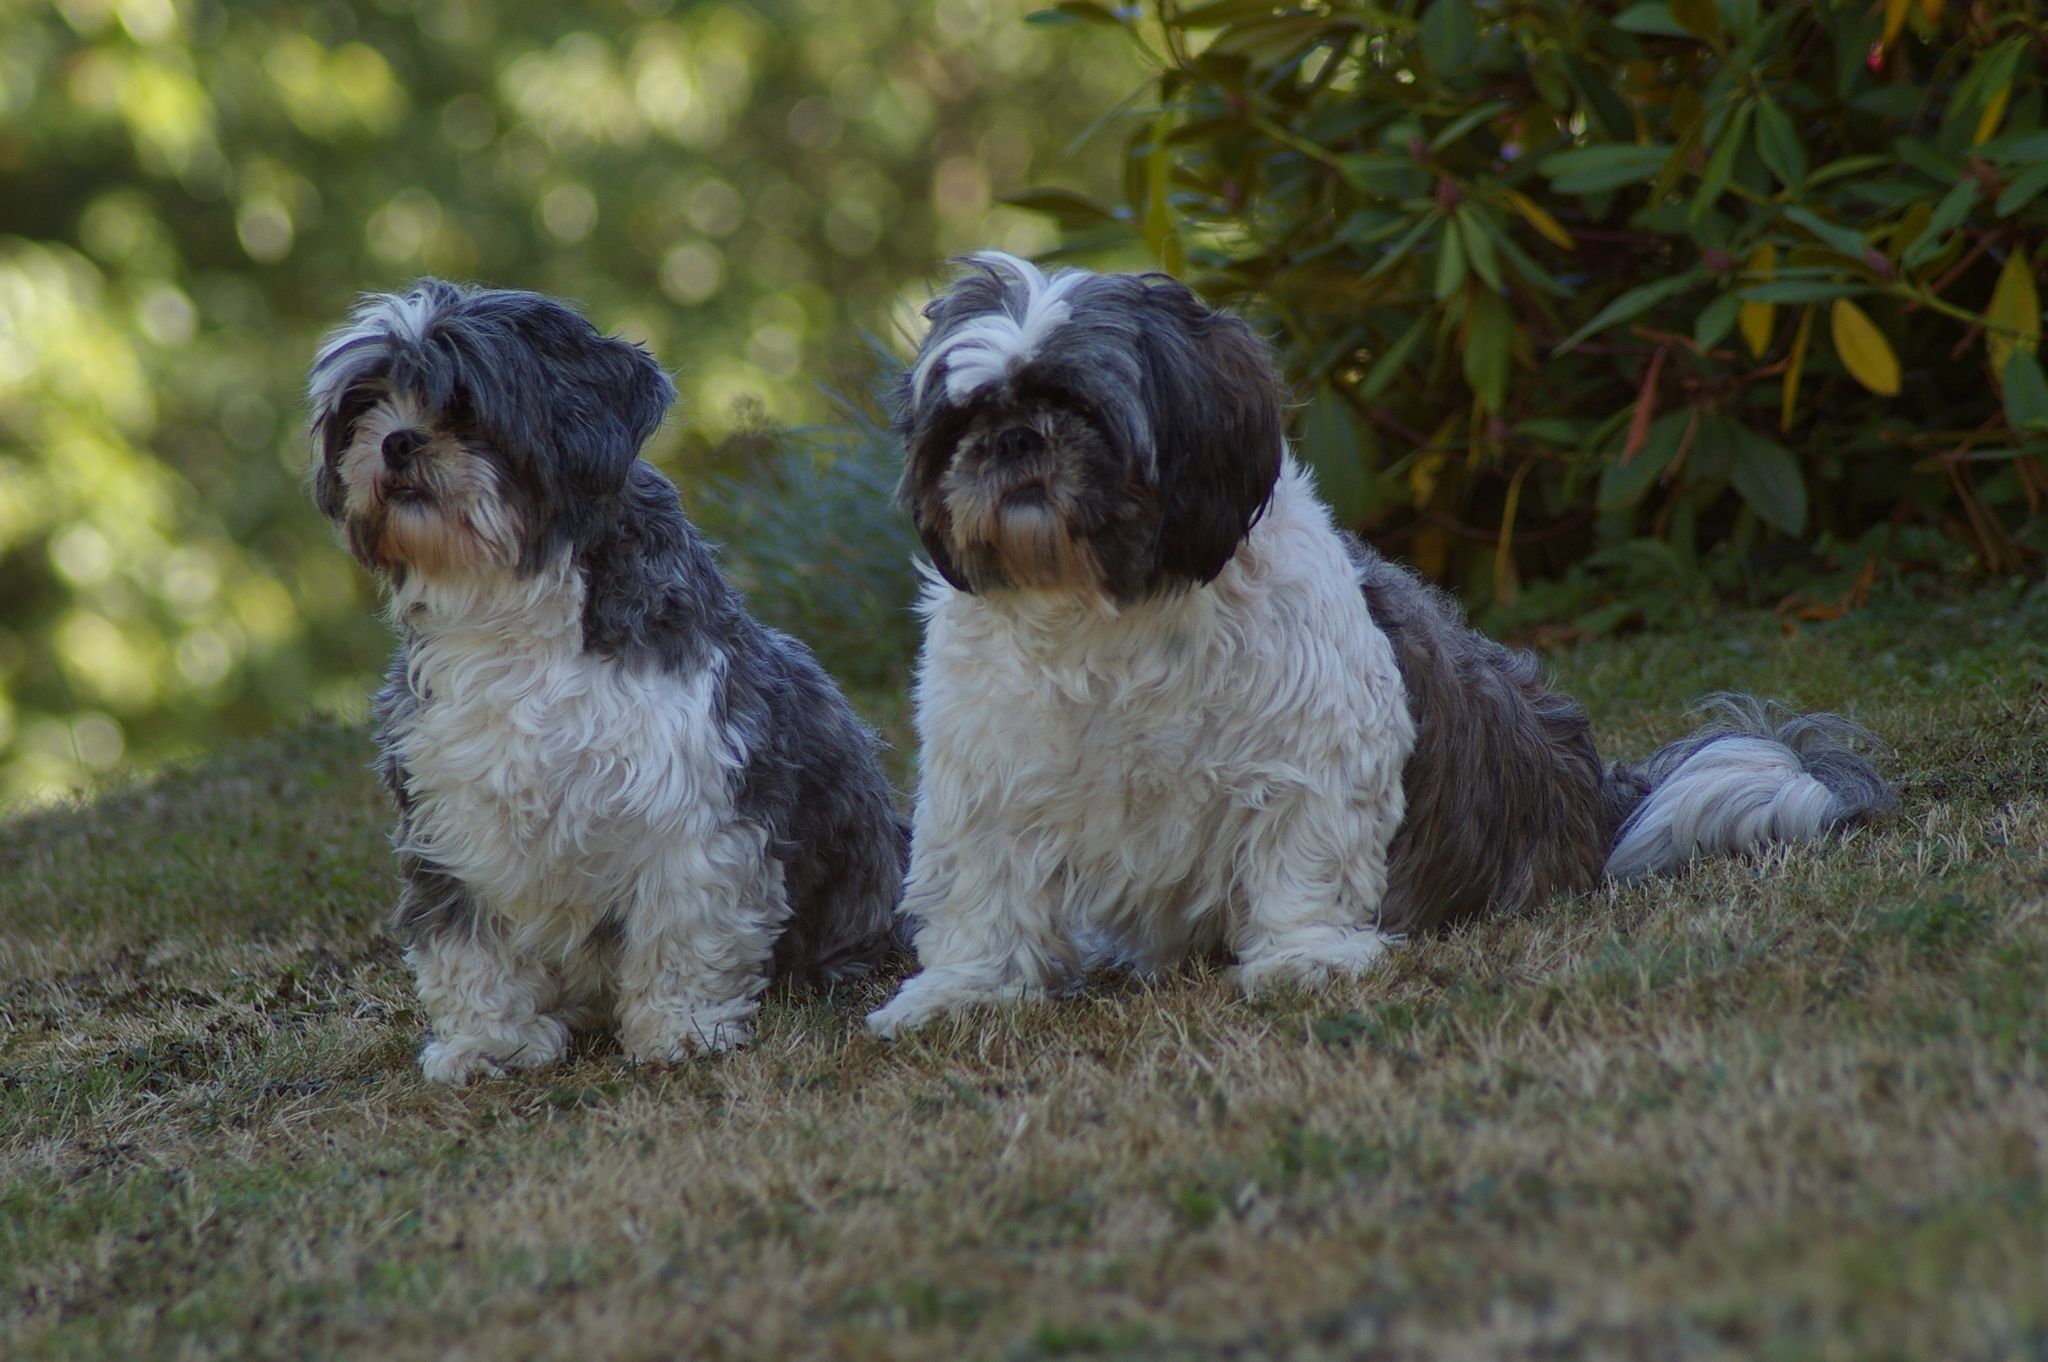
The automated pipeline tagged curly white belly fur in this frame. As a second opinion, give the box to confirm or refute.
[387,567,785,1080]
[870,462,1414,1035]
[391,568,758,946]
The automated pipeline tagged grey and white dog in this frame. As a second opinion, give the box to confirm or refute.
[867,253,1892,1035]
[309,280,905,1082]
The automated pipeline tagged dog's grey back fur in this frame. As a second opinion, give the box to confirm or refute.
[1354,548,1614,934]
[1352,545,1891,930]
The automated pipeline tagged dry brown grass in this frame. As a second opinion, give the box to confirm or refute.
[4,589,2046,1361]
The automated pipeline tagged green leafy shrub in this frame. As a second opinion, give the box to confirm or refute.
[1024,0,2048,616]
[694,402,923,697]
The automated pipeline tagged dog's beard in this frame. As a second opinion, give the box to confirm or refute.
[941,471,1104,592]
[930,412,1135,595]
[333,395,525,578]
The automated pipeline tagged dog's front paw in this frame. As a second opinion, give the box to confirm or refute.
[620,998,757,1065]
[866,968,1027,1038]
[1235,928,1397,995]
[863,990,937,1040]
[418,1013,570,1085]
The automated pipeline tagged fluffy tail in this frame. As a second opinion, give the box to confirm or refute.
[1602,695,1894,883]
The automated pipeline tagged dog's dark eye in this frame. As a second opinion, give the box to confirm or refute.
[338,386,378,430]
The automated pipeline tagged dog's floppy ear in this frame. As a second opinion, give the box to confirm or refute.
[890,385,972,592]
[895,277,1013,592]
[1131,276,1286,587]
[306,283,451,523]
[446,288,676,503]
[309,385,377,521]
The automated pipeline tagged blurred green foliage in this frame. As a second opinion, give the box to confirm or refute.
[1027,0,2048,624]
[0,0,1143,800]
[693,399,925,696]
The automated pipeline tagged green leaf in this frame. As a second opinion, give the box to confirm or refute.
[1478,214,1570,295]
[1555,268,1709,353]
[1690,98,1752,223]
[1360,314,1430,400]
[1339,155,1430,199]
[1977,131,2048,166]
[1419,0,1478,77]
[1695,290,1740,350]
[1206,14,1347,60]
[1171,0,1294,26]
[1737,279,1872,303]
[1894,137,1964,184]
[1364,211,1444,281]
[1691,411,1738,480]
[1298,385,1378,524]
[1024,2,1124,26]
[1455,206,1504,292]
[1996,163,2048,218]
[1539,144,1671,194]
[1463,288,1512,412]
[1613,2,1688,37]
[1598,410,1690,511]
[1334,208,1413,246]
[1753,96,1806,192]
[1434,218,1468,299]
[1903,180,1983,270]
[1429,100,1514,152]
[1783,205,1866,260]
[1806,153,1907,188]
[1515,417,1591,445]
[1563,55,1636,140]
[999,188,1120,227]
[1939,36,2026,153]
[2002,350,2048,430]
[1727,425,1808,534]
[1851,86,1924,120]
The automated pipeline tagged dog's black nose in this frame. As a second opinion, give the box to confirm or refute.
[989,426,1045,463]
[382,429,426,469]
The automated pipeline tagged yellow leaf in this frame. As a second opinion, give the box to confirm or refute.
[1409,414,1462,507]
[1883,0,1909,44]
[1919,0,1942,20]
[1740,243,1777,358]
[1502,189,1574,251]
[1493,460,1534,609]
[1670,0,1721,44]
[1986,248,2042,378]
[1411,523,1450,580]
[1782,306,1814,431]
[1142,111,1183,274]
[1409,450,1445,506]
[1831,299,1902,396]
[1974,81,2011,145]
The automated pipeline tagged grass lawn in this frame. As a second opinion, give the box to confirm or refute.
[4,584,2046,1361]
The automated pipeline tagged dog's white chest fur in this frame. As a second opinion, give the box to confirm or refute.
[386,565,742,937]
[909,462,1415,967]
